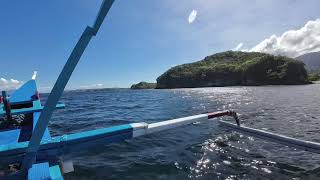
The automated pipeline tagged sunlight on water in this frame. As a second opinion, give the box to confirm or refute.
[45,84,320,179]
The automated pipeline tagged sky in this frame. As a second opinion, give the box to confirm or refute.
[0,0,320,91]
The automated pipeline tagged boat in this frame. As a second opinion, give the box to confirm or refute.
[0,78,241,179]
[0,79,66,179]
[1,0,320,179]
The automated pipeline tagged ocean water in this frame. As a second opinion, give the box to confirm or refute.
[46,83,320,179]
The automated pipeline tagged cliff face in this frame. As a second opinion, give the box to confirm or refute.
[156,51,309,89]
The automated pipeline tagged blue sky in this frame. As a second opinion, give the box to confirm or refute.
[0,0,319,90]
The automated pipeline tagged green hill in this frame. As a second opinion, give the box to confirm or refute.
[156,51,309,89]
[131,82,156,89]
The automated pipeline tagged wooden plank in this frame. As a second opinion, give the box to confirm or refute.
[0,129,21,145]
[28,162,51,180]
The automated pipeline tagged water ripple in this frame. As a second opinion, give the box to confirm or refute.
[41,84,320,179]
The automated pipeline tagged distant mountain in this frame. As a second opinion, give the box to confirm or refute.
[296,51,320,72]
[156,51,309,89]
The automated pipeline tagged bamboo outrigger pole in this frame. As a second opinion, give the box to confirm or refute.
[219,120,320,154]
[21,0,116,170]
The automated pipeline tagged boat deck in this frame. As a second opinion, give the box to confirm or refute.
[0,80,64,179]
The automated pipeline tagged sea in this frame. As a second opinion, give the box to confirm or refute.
[44,83,320,179]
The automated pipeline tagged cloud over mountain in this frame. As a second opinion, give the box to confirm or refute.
[234,43,243,51]
[250,19,320,58]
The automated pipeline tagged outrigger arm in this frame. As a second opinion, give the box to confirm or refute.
[0,110,240,165]
[218,120,320,154]
[2,109,320,166]
[21,0,115,171]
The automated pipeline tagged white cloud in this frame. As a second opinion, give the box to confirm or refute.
[0,77,23,90]
[188,10,197,24]
[79,83,104,90]
[10,79,20,84]
[0,78,8,84]
[233,43,243,51]
[250,19,320,57]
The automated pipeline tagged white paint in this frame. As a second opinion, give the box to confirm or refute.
[32,71,37,80]
[61,160,74,173]
[219,120,320,154]
[131,122,148,138]
[131,114,209,138]
[148,114,208,134]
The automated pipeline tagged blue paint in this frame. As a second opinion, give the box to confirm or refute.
[0,124,133,159]
[28,162,51,180]
[33,112,51,139]
[0,78,64,179]
[10,80,37,104]
[29,91,62,180]
[0,103,65,117]
[32,100,51,140]
[0,140,28,153]
[66,124,132,141]
[49,165,64,180]
[92,0,115,35]
[32,100,41,109]
[31,100,62,180]
[0,129,20,145]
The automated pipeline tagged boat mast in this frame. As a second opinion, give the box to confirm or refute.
[22,0,115,170]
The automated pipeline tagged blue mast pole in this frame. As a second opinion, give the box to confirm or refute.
[22,0,115,170]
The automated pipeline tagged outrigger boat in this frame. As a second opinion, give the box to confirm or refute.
[1,0,320,179]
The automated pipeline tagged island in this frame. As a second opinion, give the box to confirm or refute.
[130,82,157,89]
[156,51,309,89]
